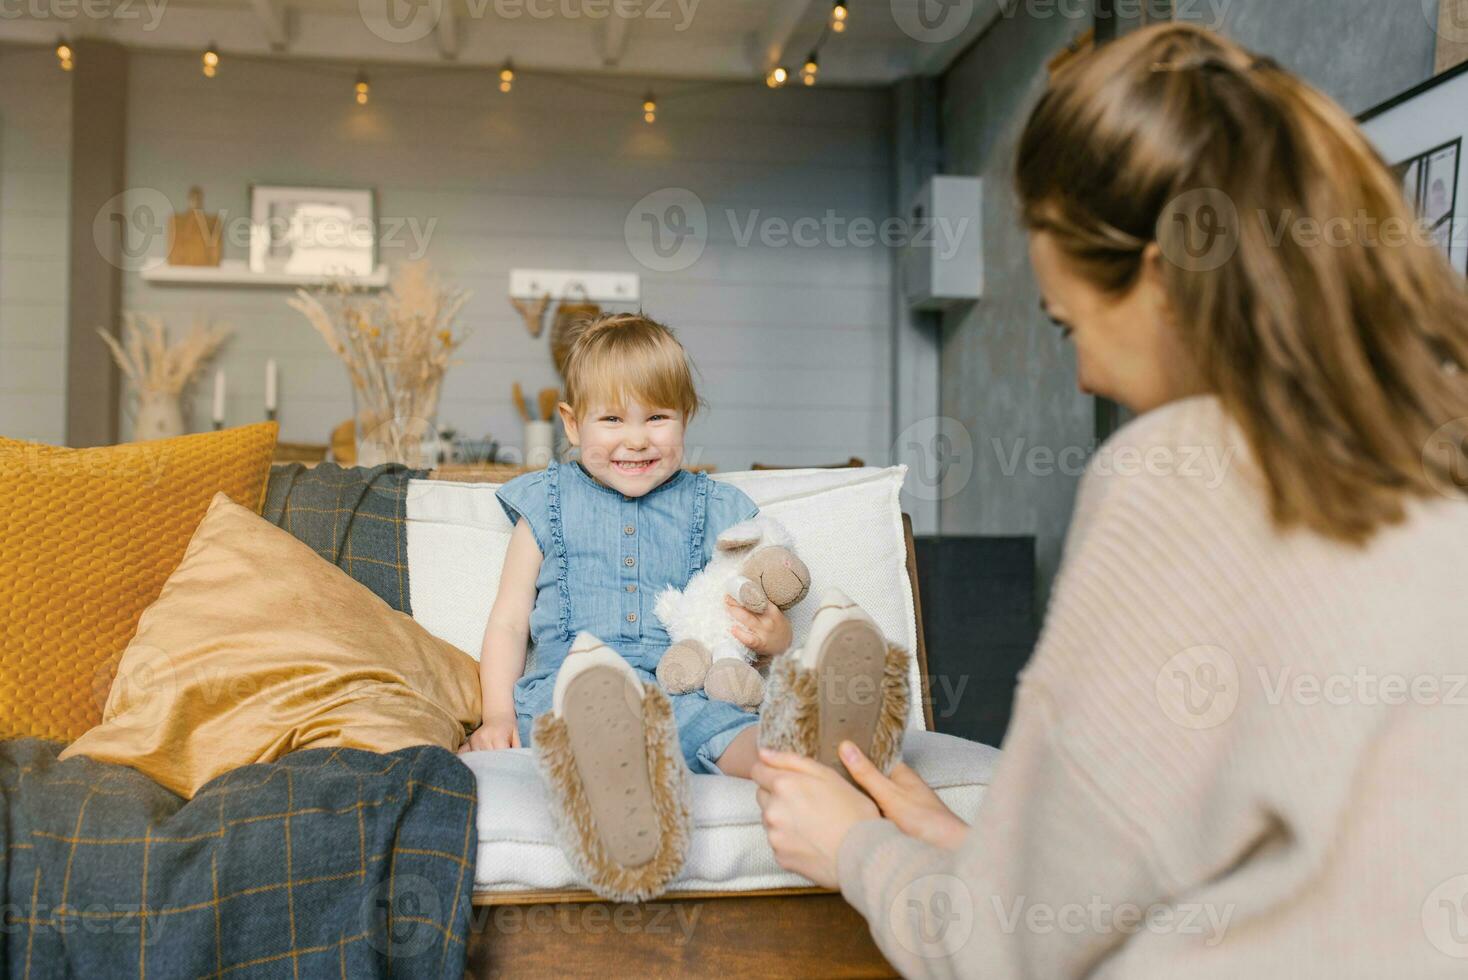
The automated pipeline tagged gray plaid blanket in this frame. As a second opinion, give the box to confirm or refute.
[0,739,476,978]
[263,462,429,615]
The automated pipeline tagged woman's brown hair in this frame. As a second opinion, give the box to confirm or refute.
[1015,21,1468,543]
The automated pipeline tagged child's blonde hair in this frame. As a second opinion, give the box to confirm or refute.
[561,313,704,423]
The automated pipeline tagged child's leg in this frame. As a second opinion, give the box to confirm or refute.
[669,690,758,776]
[712,725,760,778]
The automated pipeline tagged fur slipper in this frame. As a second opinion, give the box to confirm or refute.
[532,633,693,902]
[759,589,910,784]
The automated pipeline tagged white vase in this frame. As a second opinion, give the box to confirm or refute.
[524,420,555,468]
[134,391,185,441]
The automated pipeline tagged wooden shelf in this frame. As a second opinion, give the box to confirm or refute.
[140,259,389,289]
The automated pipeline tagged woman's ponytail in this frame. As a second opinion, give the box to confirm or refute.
[1017,22,1468,543]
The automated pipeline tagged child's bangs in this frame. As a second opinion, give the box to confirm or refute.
[573,338,698,421]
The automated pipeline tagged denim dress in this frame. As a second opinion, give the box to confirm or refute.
[496,460,761,774]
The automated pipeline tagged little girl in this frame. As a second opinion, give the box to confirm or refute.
[465,313,797,898]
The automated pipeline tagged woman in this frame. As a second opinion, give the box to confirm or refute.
[753,22,1468,978]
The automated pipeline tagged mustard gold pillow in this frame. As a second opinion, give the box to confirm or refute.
[0,423,278,742]
[61,492,482,798]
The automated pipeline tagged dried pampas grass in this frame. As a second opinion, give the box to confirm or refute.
[97,315,232,396]
[288,260,471,464]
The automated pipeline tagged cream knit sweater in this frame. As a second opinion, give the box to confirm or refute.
[839,395,1468,978]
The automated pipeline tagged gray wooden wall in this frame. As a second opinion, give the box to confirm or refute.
[113,51,895,472]
[0,47,71,444]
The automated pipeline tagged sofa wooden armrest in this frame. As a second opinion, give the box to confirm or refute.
[466,514,928,978]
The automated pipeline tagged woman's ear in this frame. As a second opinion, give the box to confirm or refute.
[1140,241,1176,327]
[557,401,579,446]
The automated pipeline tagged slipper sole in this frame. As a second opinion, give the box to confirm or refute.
[562,665,660,868]
[814,619,888,784]
[536,676,694,901]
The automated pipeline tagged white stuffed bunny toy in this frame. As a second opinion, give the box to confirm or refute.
[653,515,811,711]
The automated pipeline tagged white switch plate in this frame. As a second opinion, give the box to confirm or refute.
[509,268,640,304]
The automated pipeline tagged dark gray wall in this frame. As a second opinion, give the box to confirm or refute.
[938,4,1095,612]
[1176,0,1440,115]
[939,1,1443,609]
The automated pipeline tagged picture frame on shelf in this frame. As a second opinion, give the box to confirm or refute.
[1360,62,1468,277]
[248,184,377,278]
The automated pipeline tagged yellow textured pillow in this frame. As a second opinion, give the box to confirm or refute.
[61,492,482,798]
[0,423,278,742]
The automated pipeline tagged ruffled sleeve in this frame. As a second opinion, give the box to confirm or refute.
[495,470,550,556]
[699,481,760,568]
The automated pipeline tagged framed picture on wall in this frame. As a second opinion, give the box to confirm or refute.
[1360,61,1468,277]
[248,184,376,277]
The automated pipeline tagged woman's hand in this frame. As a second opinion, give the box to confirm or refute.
[459,712,520,753]
[725,594,793,662]
[838,742,970,851]
[751,747,879,888]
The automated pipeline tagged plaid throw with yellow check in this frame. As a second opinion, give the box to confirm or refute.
[0,739,476,977]
[263,461,431,615]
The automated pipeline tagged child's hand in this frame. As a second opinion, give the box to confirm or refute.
[459,713,520,753]
[725,593,793,663]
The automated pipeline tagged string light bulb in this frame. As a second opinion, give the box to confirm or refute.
[801,50,819,86]
[499,60,514,93]
[56,38,73,72]
[642,92,656,124]
[830,0,849,33]
[202,43,219,78]
[354,71,370,105]
[765,65,788,88]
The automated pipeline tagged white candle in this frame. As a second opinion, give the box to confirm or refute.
[212,369,226,424]
[265,359,278,412]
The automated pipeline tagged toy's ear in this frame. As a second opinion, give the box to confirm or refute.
[715,519,763,553]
